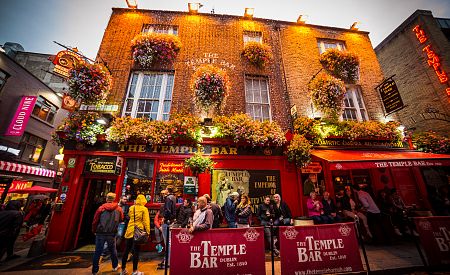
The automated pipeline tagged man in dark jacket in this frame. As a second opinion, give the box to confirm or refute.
[0,200,24,261]
[91,193,123,275]
[257,196,279,255]
[203,194,223,228]
[159,185,177,269]
[322,192,341,223]
[273,194,293,226]
[224,192,239,228]
[176,199,193,228]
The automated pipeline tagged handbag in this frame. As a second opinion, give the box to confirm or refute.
[133,206,149,244]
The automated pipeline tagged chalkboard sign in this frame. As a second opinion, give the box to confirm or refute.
[378,78,404,115]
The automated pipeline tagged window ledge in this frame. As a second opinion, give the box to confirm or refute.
[30,115,55,128]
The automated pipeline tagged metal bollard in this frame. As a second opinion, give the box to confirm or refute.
[355,217,371,274]
[164,220,170,275]
[270,219,275,275]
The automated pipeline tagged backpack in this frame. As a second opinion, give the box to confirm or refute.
[97,209,120,234]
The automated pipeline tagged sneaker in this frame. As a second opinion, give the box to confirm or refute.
[120,270,128,275]
[113,264,121,271]
[156,244,163,253]
[132,271,144,275]
[413,230,419,237]
[273,249,280,257]
[394,228,403,236]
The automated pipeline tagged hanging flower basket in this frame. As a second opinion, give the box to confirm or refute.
[52,111,106,146]
[68,63,112,104]
[242,42,273,68]
[191,64,230,111]
[287,134,312,167]
[319,49,359,84]
[184,152,216,175]
[308,73,346,119]
[131,33,182,68]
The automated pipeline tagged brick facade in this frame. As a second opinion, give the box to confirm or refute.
[98,8,385,130]
[375,10,450,135]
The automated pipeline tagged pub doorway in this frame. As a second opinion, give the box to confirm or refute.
[74,178,117,250]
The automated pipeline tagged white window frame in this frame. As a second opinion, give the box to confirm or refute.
[244,76,272,122]
[243,31,262,44]
[341,86,368,122]
[122,72,174,121]
[142,24,178,35]
[317,39,346,54]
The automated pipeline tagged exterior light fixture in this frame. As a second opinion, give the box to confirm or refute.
[297,15,306,24]
[244,8,254,19]
[55,154,64,161]
[350,22,359,31]
[126,0,138,9]
[188,3,203,13]
[96,117,108,125]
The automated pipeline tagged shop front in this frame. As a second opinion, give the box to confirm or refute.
[307,149,450,212]
[46,140,300,252]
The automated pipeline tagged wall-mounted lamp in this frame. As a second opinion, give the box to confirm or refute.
[350,22,359,31]
[188,3,203,14]
[125,0,138,9]
[244,8,254,19]
[297,15,306,24]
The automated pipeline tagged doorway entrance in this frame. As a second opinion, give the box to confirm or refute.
[75,178,117,249]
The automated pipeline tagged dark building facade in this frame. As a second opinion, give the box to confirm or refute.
[375,10,450,135]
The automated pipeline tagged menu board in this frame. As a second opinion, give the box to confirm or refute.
[377,78,404,115]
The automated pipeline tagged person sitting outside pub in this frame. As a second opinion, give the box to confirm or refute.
[236,194,252,228]
[341,188,372,238]
[307,192,331,224]
[224,192,239,228]
[273,194,293,226]
[322,191,341,223]
[189,196,213,233]
[203,194,223,228]
[91,193,124,275]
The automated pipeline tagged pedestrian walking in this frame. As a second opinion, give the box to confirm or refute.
[0,200,24,262]
[257,196,279,255]
[224,192,239,228]
[189,196,213,233]
[91,193,124,275]
[121,194,150,275]
[158,185,176,270]
[235,194,252,228]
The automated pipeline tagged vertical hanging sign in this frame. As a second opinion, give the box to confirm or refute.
[4,96,37,136]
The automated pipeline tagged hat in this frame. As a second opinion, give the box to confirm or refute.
[106,192,116,202]
[230,192,239,197]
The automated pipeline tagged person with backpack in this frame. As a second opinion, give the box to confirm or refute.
[91,193,124,275]
[121,194,150,275]
[157,185,176,270]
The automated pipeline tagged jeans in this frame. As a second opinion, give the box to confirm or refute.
[227,221,237,228]
[162,223,171,264]
[92,235,118,274]
[122,238,140,272]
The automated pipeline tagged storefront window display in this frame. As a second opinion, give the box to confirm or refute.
[125,159,154,201]
[154,161,184,202]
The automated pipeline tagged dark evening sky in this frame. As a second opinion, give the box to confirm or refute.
[1,0,450,58]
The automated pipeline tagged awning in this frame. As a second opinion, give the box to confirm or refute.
[0,160,56,178]
[8,185,58,194]
[311,149,450,170]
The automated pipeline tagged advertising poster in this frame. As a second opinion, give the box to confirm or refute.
[279,223,364,275]
[211,170,280,211]
[414,217,450,266]
[170,227,265,275]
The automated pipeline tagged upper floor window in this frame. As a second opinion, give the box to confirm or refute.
[317,39,346,54]
[0,69,9,96]
[243,31,262,44]
[245,76,271,121]
[123,72,174,121]
[19,132,47,163]
[342,86,368,121]
[142,24,178,35]
[32,96,58,124]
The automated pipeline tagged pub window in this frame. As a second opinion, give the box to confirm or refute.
[125,159,155,201]
[154,161,185,203]
[123,72,174,121]
[0,69,9,96]
[32,96,58,124]
[317,39,346,54]
[342,86,368,121]
[245,76,271,122]
[243,31,262,44]
[19,132,47,163]
[142,24,178,35]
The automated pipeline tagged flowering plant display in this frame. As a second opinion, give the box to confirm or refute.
[106,114,202,144]
[308,73,346,119]
[191,65,230,111]
[213,114,286,146]
[320,49,359,84]
[131,33,182,67]
[52,111,105,146]
[241,42,273,68]
[293,116,320,141]
[412,131,450,154]
[286,134,312,167]
[184,151,216,175]
[68,63,112,104]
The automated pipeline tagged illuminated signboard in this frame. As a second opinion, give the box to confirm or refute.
[413,25,450,98]
[158,161,184,173]
[377,78,404,115]
[52,50,84,78]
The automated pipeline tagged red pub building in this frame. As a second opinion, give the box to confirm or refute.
[46,7,450,252]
